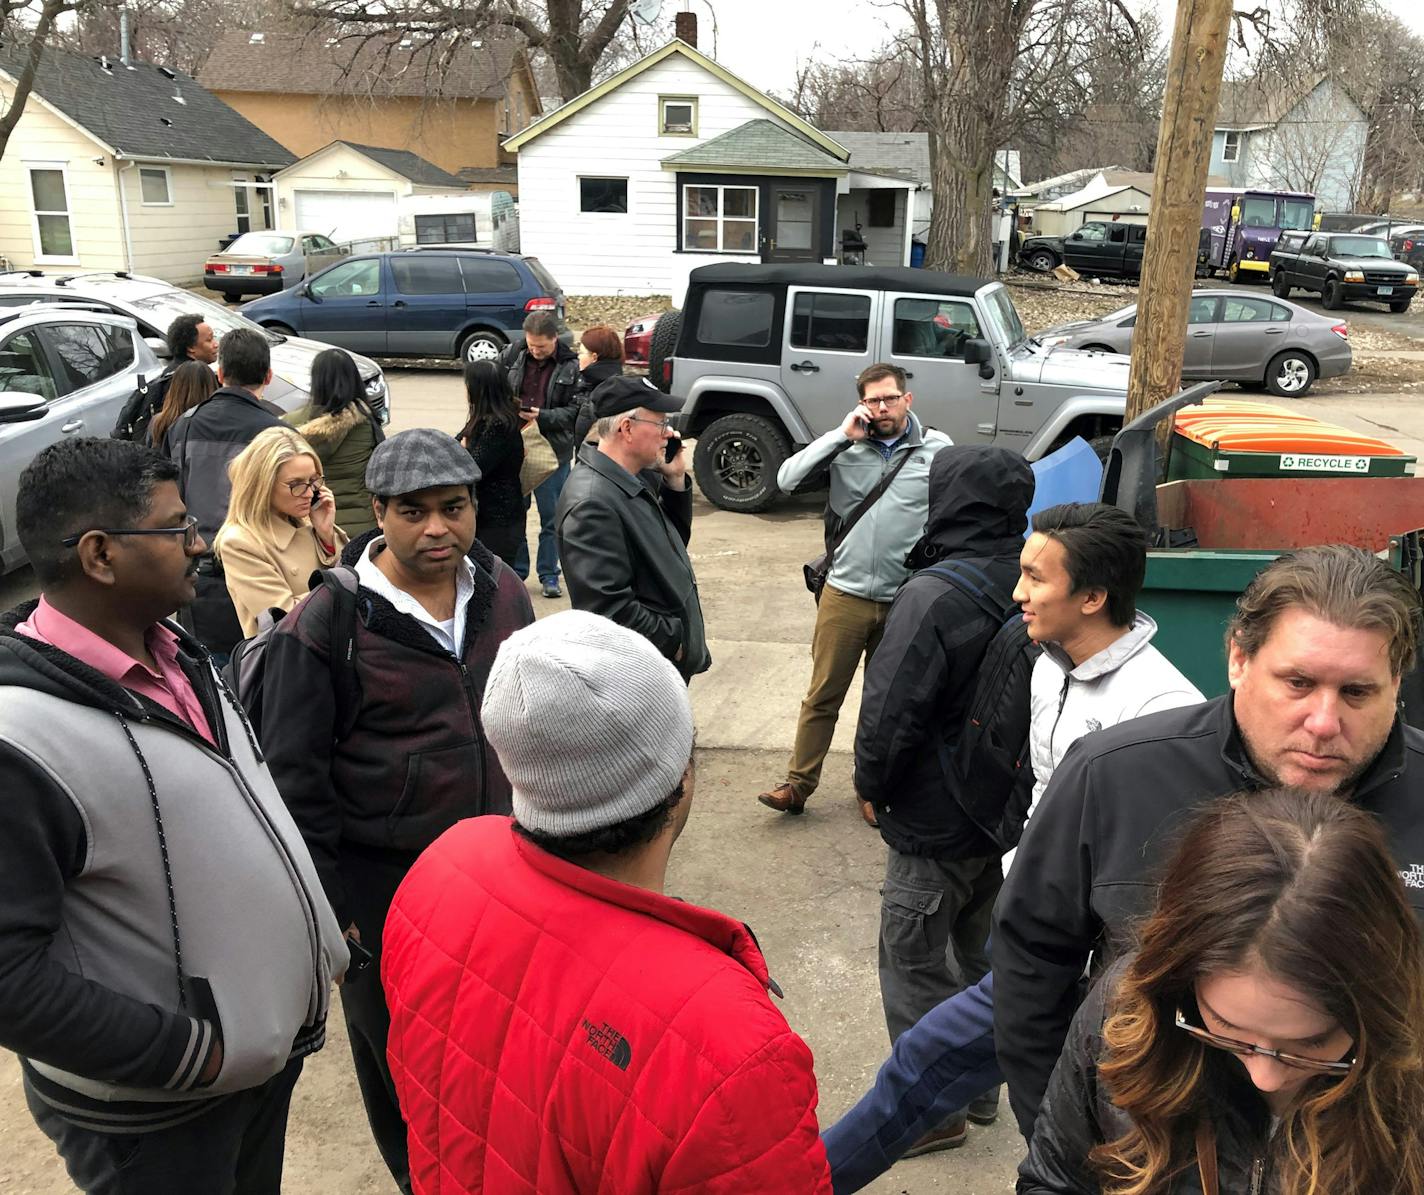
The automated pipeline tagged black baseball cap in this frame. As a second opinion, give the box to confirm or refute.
[589,375,684,420]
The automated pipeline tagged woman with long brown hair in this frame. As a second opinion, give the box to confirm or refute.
[149,360,218,454]
[1020,788,1424,1195]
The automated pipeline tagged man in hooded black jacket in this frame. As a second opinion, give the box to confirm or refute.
[854,444,1034,1153]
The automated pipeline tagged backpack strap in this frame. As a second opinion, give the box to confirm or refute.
[921,561,1016,625]
[311,566,362,740]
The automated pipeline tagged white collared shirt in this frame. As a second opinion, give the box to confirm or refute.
[354,537,476,656]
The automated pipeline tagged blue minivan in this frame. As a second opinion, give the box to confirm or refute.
[242,250,568,363]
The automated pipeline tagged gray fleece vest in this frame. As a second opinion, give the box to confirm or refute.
[0,682,346,1106]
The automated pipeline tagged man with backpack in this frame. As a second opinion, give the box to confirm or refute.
[758,363,951,825]
[257,428,533,1191]
[853,443,1034,1154]
[110,313,219,443]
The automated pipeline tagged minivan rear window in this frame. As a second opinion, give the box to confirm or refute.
[522,257,561,295]
[696,289,775,347]
[460,258,524,294]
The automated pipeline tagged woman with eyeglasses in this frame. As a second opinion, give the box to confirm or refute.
[214,426,347,637]
[1019,787,1424,1195]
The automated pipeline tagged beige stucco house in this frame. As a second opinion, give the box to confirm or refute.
[199,31,539,192]
[0,43,293,284]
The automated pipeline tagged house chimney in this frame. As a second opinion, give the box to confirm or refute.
[674,10,697,48]
[119,6,131,67]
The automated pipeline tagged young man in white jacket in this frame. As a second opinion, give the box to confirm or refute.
[1014,501,1203,839]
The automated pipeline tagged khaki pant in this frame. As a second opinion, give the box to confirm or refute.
[786,583,890,798]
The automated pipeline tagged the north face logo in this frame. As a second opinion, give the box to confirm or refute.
[581,1019,632,1070]
[1401,864,1424,890]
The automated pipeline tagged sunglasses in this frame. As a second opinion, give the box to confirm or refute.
[1174,1007,1354,1075]
[61,514,200,550]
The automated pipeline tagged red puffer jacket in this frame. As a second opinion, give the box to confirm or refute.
[383,817,833,1194]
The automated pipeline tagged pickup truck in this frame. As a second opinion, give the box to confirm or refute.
[651,262,1130,511]
[1269,230,1420,313]
[1018,220,1147,278]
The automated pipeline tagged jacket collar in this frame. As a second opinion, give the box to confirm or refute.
[585,446,651,499]
[1043,613,1160,681]
[510,826,778,994]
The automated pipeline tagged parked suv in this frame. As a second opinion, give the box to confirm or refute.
[1269,231,1420,312]
[242,249,570,363]
[0,270,389,417]
[659,263,1131,512]
[0,305,161,572]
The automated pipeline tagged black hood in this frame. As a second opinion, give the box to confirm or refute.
[907,445,1034,569]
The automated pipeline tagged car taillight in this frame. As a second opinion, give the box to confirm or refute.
[1331,322,1348,339]
[661,358,674,388]
[1406,240,1415,252]
[248,263,283,274]
[525,296,555,312]
[207,262,228,273]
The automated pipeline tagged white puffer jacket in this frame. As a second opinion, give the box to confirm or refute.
[1024,613,1203,828]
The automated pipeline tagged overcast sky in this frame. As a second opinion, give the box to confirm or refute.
[692,0,1424,98]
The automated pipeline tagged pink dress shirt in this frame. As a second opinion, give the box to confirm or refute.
[17,597,216,746]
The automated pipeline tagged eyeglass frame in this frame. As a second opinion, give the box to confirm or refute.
[864,393,908,408]
[60,514,200,551]
[284,475,325,497]
[1173,1006,1355,1075]
[626,415,674,431]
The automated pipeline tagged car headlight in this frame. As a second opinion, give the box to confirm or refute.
[627,322,651,336]
[1245,248,1255,259]
[1407,272,1419,285]
[1042,335,1072,348]
[364,374,386,399]
[1345,270,1365,283]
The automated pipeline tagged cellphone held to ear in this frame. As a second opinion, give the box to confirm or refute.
[664,432,683,464]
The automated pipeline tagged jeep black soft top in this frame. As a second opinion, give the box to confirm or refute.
[686,262,984,297]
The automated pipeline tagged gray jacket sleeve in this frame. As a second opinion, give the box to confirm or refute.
[777,429,853,495]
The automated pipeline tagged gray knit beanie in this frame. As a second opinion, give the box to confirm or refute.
[482,610,695,835]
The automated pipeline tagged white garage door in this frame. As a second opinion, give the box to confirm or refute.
[293,190,398,244]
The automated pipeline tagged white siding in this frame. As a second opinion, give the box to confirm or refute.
[840,188,909,267]
[0,80,124,274]
[124,163,267,284]
[516,57,801,295]
[275,143,410,236]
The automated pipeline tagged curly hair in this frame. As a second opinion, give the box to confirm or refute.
[1091,789,1424,1195]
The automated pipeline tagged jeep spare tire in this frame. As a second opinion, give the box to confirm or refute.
[647,309,682,393]
[693,413,789,513]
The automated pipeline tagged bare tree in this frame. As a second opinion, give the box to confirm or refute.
[0,0,114,161]
[780,43,924,133]
[63,0,298,74]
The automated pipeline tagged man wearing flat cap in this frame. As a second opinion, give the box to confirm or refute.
[555,375,709,682]
[383,611,832,1193]
[260,427,533,1191]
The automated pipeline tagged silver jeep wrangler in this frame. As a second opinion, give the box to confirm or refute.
[656,263,1130,512]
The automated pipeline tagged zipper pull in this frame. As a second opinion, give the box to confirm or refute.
[1250,1157,1264,1195]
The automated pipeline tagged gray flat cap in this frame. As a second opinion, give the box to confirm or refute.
[365,428,480,497]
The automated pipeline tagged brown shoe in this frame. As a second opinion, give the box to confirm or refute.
[901,1117,968,1158]
[757,783,806,814]
[858,797,879,828]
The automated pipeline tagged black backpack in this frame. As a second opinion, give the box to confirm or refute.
[222,567,362,736]
[922,560,1041,851]
[110,372,167,443]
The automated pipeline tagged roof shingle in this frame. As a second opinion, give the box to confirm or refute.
[0,41,293,166]
[662,119,847,174]
[338,142,467,188]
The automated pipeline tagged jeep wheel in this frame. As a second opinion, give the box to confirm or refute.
[1322,278,1342,310]
[692,413,789,513]
[647,309,682,393]
[1087,434,1117,463]
[1271,271,1291,298]
[1027,250,1058,274]
[1265,350,1316,397]
[1390,299,1413,314]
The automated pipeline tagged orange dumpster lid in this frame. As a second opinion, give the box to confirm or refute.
[1177,399,1309,422]
[1177,423,1405,455]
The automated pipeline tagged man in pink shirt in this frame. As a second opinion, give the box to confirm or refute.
[0,437,347,1195]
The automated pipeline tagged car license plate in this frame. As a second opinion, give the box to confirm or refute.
[233,265,254,275]
[1378,286,1393,296]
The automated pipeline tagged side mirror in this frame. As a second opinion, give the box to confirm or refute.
[1069,232,1083,241]
[144,335,172,360]
[0,392,48,424]
[962,338,996,379]
[301,283,317,300]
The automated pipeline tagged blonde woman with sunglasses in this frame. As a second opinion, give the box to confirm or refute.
[1019,787,1424,1195]
[215,426,347,637]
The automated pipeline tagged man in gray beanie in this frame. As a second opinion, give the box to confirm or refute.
[260,427,533,1191]
[382,610,834,1194]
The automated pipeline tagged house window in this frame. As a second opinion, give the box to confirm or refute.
[1222,130,1242,163]
[257,173,274,229]
[867,190,897,228]
[28,166,74,260]
[416,213,478,243]
[683,184,758,252]
[233,174,251,235]
[660,96,697,136]
[580,177,628,214]
[139,166,172,205]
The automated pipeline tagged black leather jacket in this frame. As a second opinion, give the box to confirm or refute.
[1020,961,1279,1195]
[502,341,580,464]
[555,447,708,680]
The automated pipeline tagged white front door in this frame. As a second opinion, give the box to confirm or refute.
[292,190,398,244]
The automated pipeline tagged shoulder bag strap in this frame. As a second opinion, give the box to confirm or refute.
[1195,1118,1220,1195]
[826,445,915,563]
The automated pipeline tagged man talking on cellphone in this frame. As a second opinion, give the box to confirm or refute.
[555,375,709,683]
[757,363,951,826]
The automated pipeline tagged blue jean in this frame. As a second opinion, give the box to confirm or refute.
[514,461,569,583]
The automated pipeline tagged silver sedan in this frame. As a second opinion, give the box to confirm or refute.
[1036,289,1353,397]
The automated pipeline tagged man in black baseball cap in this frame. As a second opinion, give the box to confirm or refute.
[555,375,710,681]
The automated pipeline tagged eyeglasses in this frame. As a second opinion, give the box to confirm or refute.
[285,476,325,497]
[867,395,906,408]
[627,415,673,431]
[60,514,199,550]
[1174,1007,1355,1075]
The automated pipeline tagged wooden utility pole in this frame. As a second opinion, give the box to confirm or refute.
[1125,0,1234,421]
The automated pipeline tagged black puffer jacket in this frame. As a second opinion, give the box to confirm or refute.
[1020,960,1280,1194]
[855,445,1034,859]
[573,359,623,449]
[502,340,580,464]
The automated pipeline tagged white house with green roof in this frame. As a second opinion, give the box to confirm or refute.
[504,39,918,298]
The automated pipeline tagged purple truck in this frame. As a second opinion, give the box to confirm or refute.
[1199,188,1317,282]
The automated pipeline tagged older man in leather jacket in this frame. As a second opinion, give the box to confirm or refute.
[555,376,708,682]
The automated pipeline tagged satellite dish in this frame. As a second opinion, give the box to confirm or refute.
[630,0,662,25]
